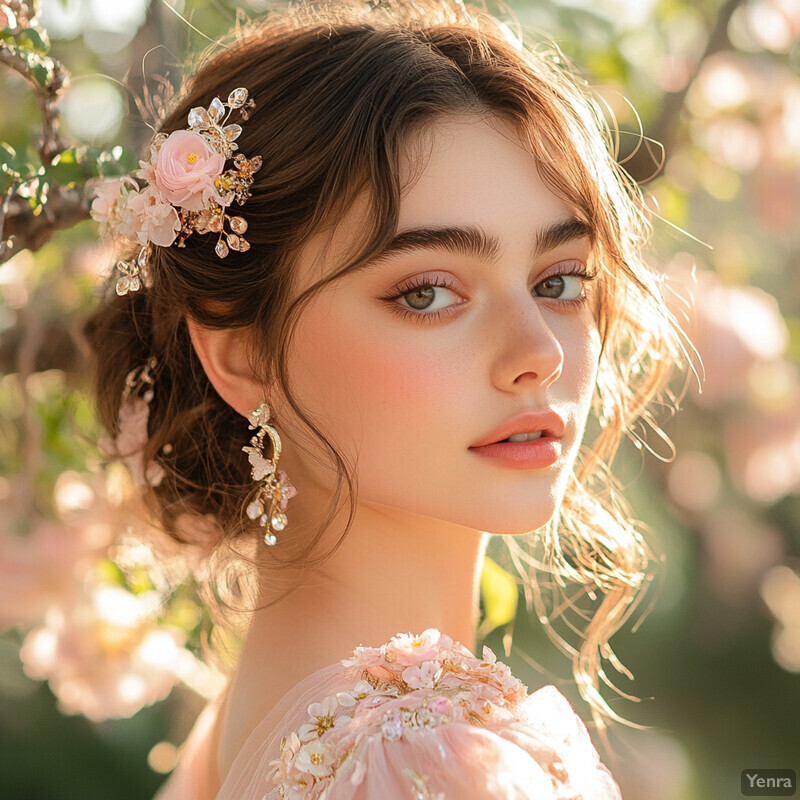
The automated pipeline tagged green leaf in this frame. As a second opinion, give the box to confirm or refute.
[14,26,50,55]
[0,142,16,162]
[29,58,53,88]
[41,146,137,187]
[0,142,20,194]
[47,148,84,187]
[479,556,519,636]
[97,146,138,178]
[0,169,17,195]
[1,143,42,194]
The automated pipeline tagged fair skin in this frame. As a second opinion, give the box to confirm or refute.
[188,112,602,790]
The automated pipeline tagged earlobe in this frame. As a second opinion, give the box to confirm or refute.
[185,316,264,419]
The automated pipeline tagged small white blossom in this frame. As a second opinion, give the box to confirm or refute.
[295,739,335,778]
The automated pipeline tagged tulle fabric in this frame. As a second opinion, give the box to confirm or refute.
[156,631,622,800]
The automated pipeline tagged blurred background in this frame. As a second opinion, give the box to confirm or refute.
[1,0,798,798]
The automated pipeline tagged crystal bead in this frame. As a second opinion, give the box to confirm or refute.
[194,210,211,233]
[238,238,251,252]
[209,214,224,233]
[215,239,229,258]
[246,500,262,520]
[227,233,241,251]
[188,107,209,127]
[208,97,225,122]
[260,514,269,526]
[264,533,277,546]
[250,403,270,424]
[271,513,287,532]
[228,88,248,108]
[230,216,248,234]
[224,124,242,141]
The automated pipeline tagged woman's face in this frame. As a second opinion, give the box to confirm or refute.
[276,113,602,535]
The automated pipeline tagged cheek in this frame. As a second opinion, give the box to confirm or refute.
[568,322,602,431]
[285,301,464,456]
[578,326,602,392]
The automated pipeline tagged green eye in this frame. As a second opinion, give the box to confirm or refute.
[404,287,437,309]
[533,273,585,301]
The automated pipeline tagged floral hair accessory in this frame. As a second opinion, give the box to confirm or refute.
[90,87,261,296]
[98,356,166,487]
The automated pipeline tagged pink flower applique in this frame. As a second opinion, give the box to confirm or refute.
[151,129,229,211]
[90,178,124,227]
[401,660,442,690]
[386,628,453,667]
[89,176,138,236]
[126,185,181,247]
[278,470,297,510]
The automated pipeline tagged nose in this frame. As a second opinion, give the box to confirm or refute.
[487,295,564,393]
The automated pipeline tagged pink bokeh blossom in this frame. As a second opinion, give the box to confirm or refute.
[723,403,800,502]
[20,586,185,721]
[0,474,115,633]
[666,263,789,406]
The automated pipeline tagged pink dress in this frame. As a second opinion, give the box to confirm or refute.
[156,629,622,799]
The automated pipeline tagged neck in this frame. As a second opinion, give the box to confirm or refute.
[217,502,488,778]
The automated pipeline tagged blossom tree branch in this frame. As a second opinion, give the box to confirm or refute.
[1,187,91,262]
[623,0,748,183]
[0,0,79,262]
[0,0,135,265]
[0,32,68,164]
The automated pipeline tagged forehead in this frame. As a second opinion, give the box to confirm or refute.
[294,112,577,290]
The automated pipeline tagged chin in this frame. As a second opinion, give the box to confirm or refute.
[430,501,559,537]
[477,515,555,537]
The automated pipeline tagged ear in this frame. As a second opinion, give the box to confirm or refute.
[185,316,264,419]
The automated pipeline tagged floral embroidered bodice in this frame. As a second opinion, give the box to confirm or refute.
[156,629,622,800]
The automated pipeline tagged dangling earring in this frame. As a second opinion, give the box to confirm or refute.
[242,403,297,546]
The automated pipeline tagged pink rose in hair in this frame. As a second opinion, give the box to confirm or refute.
[126,186,181,248]
[151,130,229,211]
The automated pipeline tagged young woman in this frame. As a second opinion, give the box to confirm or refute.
[85,1,687,797]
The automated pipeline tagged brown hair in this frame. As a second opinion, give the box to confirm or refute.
[83,0,689,727]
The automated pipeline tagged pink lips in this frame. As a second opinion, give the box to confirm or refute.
[469,408,566,447]
[468,408,566,470]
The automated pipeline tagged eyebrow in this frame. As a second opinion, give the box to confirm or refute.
[360,217,593,270]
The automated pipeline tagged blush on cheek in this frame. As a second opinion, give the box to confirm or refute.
[291,300,466,471]
[316,328,458,416]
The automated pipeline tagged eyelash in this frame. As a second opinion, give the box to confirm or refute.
[384,262,598,324]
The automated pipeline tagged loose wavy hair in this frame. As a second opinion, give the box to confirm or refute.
[83,0,689,729]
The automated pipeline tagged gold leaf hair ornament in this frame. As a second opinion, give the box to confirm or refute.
[90,87,261,296]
